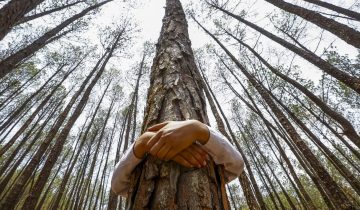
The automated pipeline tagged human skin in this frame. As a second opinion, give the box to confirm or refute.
[133,120,210,168]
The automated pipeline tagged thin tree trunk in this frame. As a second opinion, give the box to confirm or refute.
[36,147,72,209]
[0,0,112,79]
[263,0,360,48]
[247,128,299,210]
[50,82,111,210]
[267,88,360,196]
[0,63,65,133]
[225,75,334,209]
[288,90,360,160]
[107,111,129,210]
[0,60,81,156]
[241,128,287,210]
[21,32,121,209]
[196,19,354,209]
[198,63,264,209]
[0,68,42,109]
[202,4,360,94]
[302,0,360,21]
[0,49,107,210]
[130,52,146,144]
[224,30,360,149]
[0,0,46,40]
[15,0,85,25]
[0,98,60,194]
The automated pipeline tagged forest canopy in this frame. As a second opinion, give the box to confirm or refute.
[0,0,359,209]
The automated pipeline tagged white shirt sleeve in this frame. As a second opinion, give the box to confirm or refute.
[111,126,245,197]
[111,143,142,197]
[203,126,245,183]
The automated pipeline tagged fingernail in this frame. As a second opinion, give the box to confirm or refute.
[203,160,206,166]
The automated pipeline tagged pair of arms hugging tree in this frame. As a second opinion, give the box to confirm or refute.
[111,120,245,197]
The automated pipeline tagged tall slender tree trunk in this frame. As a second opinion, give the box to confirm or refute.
[224,31,360,149]
[127,0,230,209]
[196,19,355,209]
[0,0,112,79]
[15,0,85,26]
[107,112,129,210]
[0,49,108,210]
[21,31,122,209]
[50,81,111,209]
[0,68,41,109]
[0,0,46,40]
[198,63,264,210]
[267,88,360,196]
[0,63,65,133]
[202,4,360,94]
[263,0,360,48]
[302,0,360,21]
[0,60,81,156]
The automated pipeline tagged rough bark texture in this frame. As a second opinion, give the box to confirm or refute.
[127,0,230,209]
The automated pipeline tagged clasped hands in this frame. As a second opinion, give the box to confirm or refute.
[133,120,210,168]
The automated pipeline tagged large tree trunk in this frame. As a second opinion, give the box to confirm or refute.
[0,0,45,40]
[127,0,230,209]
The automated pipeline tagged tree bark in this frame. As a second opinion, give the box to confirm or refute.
[0,0,45,40]
[127,0,230,209]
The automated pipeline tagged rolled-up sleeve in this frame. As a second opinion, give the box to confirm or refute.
[203,126,245,183]
[111,142,142,197]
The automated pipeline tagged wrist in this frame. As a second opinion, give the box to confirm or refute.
[133,141,146,159]
[193,120,210,145]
